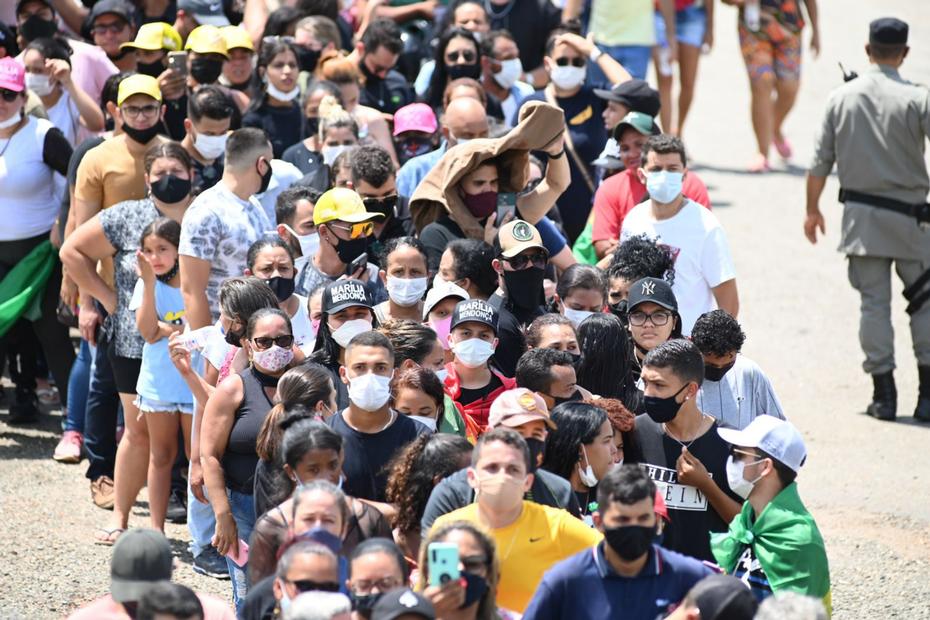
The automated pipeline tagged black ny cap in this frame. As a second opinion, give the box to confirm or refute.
[451,299,498,333]
[869,17,908,45]
[688,575,758,620]
[323,280,371,314]
[593,79,661,118]
[371,588,436,620]
[627,277,678,312]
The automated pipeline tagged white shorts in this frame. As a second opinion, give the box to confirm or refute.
[134,396,194,415]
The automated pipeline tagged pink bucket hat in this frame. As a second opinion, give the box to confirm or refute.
[0,58,25,93]
[392,103,438,136]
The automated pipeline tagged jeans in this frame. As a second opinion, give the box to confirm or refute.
[592,44,652,80]
[83,331,121,481]
[226,489,256,615]
[188,479,216,557]
[64,339,93,433]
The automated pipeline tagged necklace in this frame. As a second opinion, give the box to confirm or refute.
[663,413,710,449]
[345,408,395,433]
[0,118,25,158]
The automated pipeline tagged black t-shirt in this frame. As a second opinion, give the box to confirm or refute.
[368,196,416,267]
[634,414,740,562]
[487,0,561,73]
[281,141,330,192]
[487,295,527,377]
[359,69,414,116]
[192,153,224,194]
[60,135,105,235]
[243,101,304,158]
[458,373,503,407]
[326,410,429,501]
[420,213,464,273]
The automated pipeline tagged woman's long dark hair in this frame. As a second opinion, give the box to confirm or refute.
[542,402,608,486]
[575,313,641,410]
[310,306,377,368]
[425,27,482,110]
[248,38,301,113]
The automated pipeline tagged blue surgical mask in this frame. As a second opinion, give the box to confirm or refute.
[645,170,684,204]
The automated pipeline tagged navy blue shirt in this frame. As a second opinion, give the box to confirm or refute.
[523,543,713,620]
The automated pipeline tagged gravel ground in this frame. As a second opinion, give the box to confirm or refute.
[3,1,930,618]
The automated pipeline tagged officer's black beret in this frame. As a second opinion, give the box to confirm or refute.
[869,17,908,45]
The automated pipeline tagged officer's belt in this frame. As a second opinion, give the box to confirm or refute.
[838,188,930,224]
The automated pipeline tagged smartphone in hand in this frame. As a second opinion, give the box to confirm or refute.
[345,252,368,277]
[496,192,517,226]
[167,51,188,78]
[428,542,460,588]
[225,539,249,567]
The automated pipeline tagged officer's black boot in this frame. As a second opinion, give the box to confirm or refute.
[866,372,897,421]
[914,366,930,422]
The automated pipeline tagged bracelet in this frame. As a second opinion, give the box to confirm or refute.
[589,47,603,62]
[549,149,565,159]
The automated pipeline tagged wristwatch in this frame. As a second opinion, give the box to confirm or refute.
[589,47,603,62]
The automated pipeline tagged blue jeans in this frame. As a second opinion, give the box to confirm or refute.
[83,332,121,481]
[592,44,652,80]
[188,480,217,557]
[64,339,93,433]
[226,489,256,615]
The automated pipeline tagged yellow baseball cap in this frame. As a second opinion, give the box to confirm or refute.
[117,74,162,106]
[184,25,229,58]
[313,188,385,227]
[120,22,182,52]
[220,25,254,52]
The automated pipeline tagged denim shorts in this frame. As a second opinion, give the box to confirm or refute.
[655,6,707,49]
[134,395,194,415]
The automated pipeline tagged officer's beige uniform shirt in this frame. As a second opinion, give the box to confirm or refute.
[811,64,930,260]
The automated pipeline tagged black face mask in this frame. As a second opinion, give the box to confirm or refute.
[524,437,545,473]
[609,299,629,326]
[502,266,546,310]
[643,383,690,424]
[704,360,736,382]
[332,233,368,266]
[156,260,180,283]
[122,122,161,145]
[553,390,582,407]
[136,59,165,78]
[603,524,655,561]
[350,591,383,617]
[359,59,382,84]
[190,57,224,84]
[264,276,295,302]
[362,195,396,220]
[447,63,481,81]
[20,14,57,42]
[150,174,191,204]
[296,46,321,73]
[304,116,320,139]
[257,159,273,194]
[225,327,243,347]
[460,571,489,609]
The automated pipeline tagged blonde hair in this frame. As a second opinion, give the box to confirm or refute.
[318,95,358,141]
[318,52,362,86]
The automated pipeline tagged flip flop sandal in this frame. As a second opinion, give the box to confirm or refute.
[94,527,126,546]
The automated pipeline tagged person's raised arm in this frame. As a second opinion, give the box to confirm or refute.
[243,0,270,49]
[180,255,213,329]
[677,447,741,524]
[49,59,105,132]
[561,0,582,22]
[48,0,89,36]
[200,375,244,556]
[557,32,632,86]
[517,136,570,223]
[712,279,739,318]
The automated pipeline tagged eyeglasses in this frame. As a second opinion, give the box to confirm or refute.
[628,310,671,326]
[554,57,586,68]
[121,104,160,118]
[461,554,489,573]
[290,579,341,593]
[329,221,374,239]
[263,35,296,46]
[730,448,760,460]
[0,89,20,103]
[362,195,397,212]
[92,20,128,35]
[250,334,295,350]
[446,50,476,64]
[352,577,401,593]
[504,251,548,271]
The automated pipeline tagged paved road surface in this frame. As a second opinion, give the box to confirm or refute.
[2,0,930,617]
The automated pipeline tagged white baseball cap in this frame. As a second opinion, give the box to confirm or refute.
[423,280,468,320]
[717,415,807,473]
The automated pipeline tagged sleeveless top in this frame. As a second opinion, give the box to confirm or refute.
[223,366,276,493]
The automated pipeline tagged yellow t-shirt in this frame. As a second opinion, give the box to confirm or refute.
[590,0,656,47]
[432,501,602,613]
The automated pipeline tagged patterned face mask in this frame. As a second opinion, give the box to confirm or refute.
[251,344,294,372]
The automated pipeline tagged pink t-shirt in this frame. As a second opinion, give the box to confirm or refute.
[67,593,236,620]
[17,39,117,105]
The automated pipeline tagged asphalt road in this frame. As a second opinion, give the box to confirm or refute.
[2,1,930,618]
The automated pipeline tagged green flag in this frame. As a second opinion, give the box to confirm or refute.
[0,240,56,338]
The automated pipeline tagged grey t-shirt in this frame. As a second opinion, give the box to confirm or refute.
[696,354,785,430]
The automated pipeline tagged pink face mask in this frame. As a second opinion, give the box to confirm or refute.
[430,316,453,350]
[251,345,294,372]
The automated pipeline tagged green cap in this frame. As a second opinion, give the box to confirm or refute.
[612,111,659,140]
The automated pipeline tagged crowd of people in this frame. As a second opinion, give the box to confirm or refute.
[4,0,927,619]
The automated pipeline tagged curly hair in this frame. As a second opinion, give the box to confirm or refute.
[607,234,675,286]
[584,397,641,463]
[690,309,746,357]
[384,434,472,534]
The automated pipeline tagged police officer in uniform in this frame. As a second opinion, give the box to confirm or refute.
[805,18,930,422]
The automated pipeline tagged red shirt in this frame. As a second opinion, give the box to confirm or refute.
[591,169,711,243]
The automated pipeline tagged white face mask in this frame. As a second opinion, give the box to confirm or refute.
[0,112,22,129]
[434,368,449,383]
[452,337,495,368]
[322,144,351,165]
[563,307,594,328]
[408,414,437,431]
[386,276,428,307]
[493,58,523,90]
[348,371,393,411]
[25,73,54,97]
[645,170,684,204]
[331,318,373,348]
[578,444,598,487]
[284,224,320,259]
[549,65,586,90]
[194,131,228,160]
[725,455,766,500]
[266,80,300,102]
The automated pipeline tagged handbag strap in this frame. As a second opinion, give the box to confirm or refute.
[544,85,597,194]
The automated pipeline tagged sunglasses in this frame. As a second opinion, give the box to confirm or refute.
[250,334,295,350]
[362,195,397,211]
[461,554,489,573]
[290,579,341,593]
[504,251,548,270]
[554,57,586,68]
[0,89,20,102]
[446,50,476,64]
[628,310,672,327]
[329,221,374,239]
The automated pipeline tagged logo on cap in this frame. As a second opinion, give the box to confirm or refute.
[512,221,533,242]
[398,590,419,608]
[331,281,366,304]
[518,392,538,411]
[641,280,656,296]
[458,300,494,323]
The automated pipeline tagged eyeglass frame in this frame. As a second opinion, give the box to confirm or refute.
[120,103,161,119]
[627,309,672,327]
[501,250,548,271]
[250,334,295,350]
[446,49,477,64]
[328,221,374,240]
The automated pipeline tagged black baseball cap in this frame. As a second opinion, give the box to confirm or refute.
[594,79,661,117]
[88,0,138,24]
[110,529,173,603]
[322,280,372,314]
[869,17,908,45]
[627,277,678,313]
[0,24,19,57]
[450,299,498,333]
[687,575,757,620]
[371,588,436,620]
[16,0,52,14]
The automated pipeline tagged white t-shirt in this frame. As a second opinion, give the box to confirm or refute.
[621,198,735,334]
[290,293,315,354]
[696,354,785,430]
[0,116,58,240]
